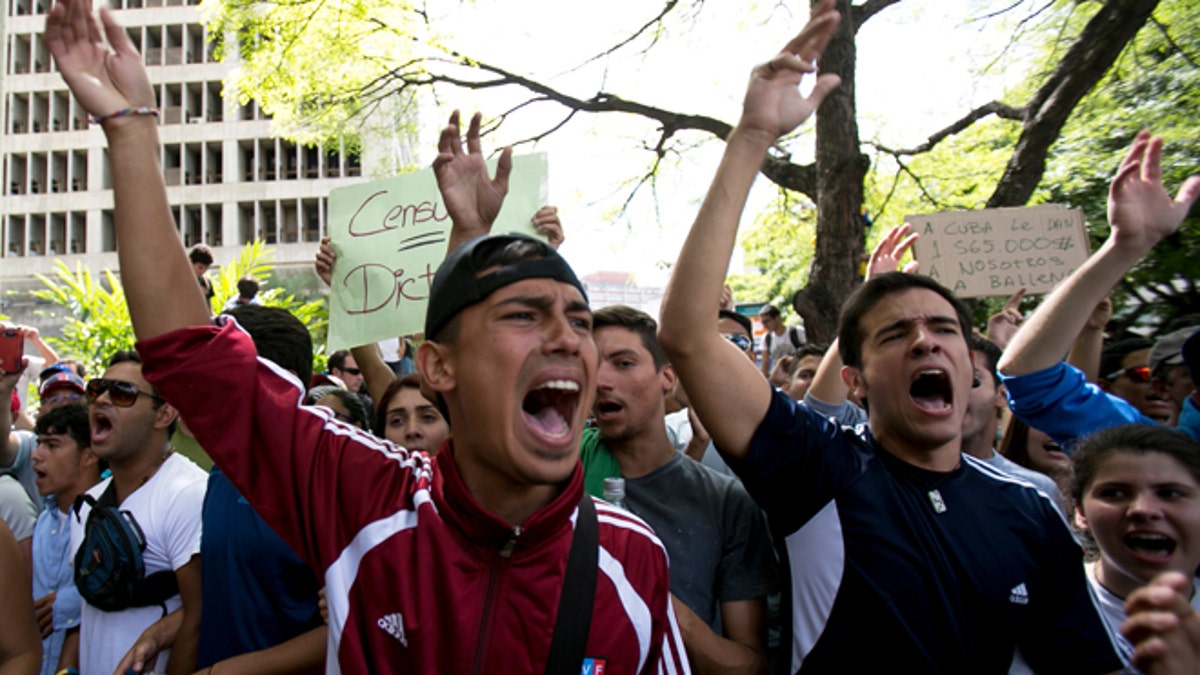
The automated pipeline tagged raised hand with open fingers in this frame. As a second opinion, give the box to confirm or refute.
[866,222,919,281]
[433,110,513,243]
[45,0,155,121]
[1108,131,1200,251]
[738,0,841,142]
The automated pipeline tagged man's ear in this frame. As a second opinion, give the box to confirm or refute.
[417,341,455,396]
[660,363,678,396]
[153,400,179,432]
[79,446,100,470]
[841,365,866,401]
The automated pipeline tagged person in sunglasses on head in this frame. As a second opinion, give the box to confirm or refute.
[68,351,207,675]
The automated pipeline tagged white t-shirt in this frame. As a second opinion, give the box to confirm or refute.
[1087,561,1200,671]
[70,452,207,675]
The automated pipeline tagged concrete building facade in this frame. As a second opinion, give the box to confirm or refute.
[1,0,365,325]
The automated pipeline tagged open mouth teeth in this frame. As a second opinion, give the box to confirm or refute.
[522,380,580,440]
[910,369,952,411]
[1125,533,1176,556]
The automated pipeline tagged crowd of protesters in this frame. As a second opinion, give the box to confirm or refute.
[1,0,1199,673]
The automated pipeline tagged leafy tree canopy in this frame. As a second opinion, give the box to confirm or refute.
[33,243,329,377]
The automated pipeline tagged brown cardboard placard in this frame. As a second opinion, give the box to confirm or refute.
[907,205,1090,298]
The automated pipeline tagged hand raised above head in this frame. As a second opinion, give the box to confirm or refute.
[1108,131,1200,251]
[867,223,919,281]
[737,0,841,142]
[45,0,155,123]
[314,237,336,286]
[433,110,513,244]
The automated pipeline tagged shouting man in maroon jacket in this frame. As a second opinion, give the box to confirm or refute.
[43,0,710,670]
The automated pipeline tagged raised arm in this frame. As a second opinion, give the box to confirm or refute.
[999,133,1200,377]
[350,343,395,410]
[658,0,841,460]
[1065,297,1112,382]
[0,364,24,468]
[984,288,1026,351]
[433,111,512,252]
[46,0,209,340]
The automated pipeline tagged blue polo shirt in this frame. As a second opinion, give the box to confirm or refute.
[729,388,1122,674]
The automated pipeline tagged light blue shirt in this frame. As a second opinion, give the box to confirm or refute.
[32,496,82,675]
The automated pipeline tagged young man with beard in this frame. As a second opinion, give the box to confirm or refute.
[587,305,776,674]
[657,1,1122,671]
[69,352,206,675]
[45,1,687,670]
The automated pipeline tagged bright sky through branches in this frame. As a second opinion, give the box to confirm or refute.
[400,0,1028,289]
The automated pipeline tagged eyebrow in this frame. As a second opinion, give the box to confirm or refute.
[874,315,960,339]
[494,295,593,317]
[604,348,640,361]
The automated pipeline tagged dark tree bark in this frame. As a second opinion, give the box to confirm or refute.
[804,0,869,344]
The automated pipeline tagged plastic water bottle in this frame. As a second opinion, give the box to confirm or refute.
[602,477,626,510]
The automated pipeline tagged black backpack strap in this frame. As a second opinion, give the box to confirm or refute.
[74,481,116,520]
[789,325,803,349]
[545,493,598,675]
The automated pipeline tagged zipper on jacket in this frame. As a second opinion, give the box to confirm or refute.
[472,526,522,674]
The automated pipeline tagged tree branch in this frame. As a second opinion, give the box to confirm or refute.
[851,0,902,29]
[987,0,1161,207]
[866,101,1024,156]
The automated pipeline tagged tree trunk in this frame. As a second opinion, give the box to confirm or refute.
[803,0,869,344]
[987,0,1159,207]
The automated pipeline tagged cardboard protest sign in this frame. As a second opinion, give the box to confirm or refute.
[326,153,549,351]
[908,205,1090,298]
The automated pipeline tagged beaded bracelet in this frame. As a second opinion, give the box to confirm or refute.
[88,106,159,124]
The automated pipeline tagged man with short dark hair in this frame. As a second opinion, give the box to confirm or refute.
[31,402,99,675]
[657,4,1122,670]
[223,275,261,311]
[189,244,214,304]
[587,305,776,674]
[326,349,364,394]
[47,5,687,669]
[68,352,206,674]
[1096,338,1175,424]
[758,304,805,381]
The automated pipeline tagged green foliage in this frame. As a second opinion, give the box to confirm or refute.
[31,262,135,377]
[33,243,329,377]
[203,0,424,154]
[727,191,816,321]
[1035,0,1200,331]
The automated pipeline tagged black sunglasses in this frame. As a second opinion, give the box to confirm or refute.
[341,367,362,376]
[86,378,164,408]
[722,333,753,351]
